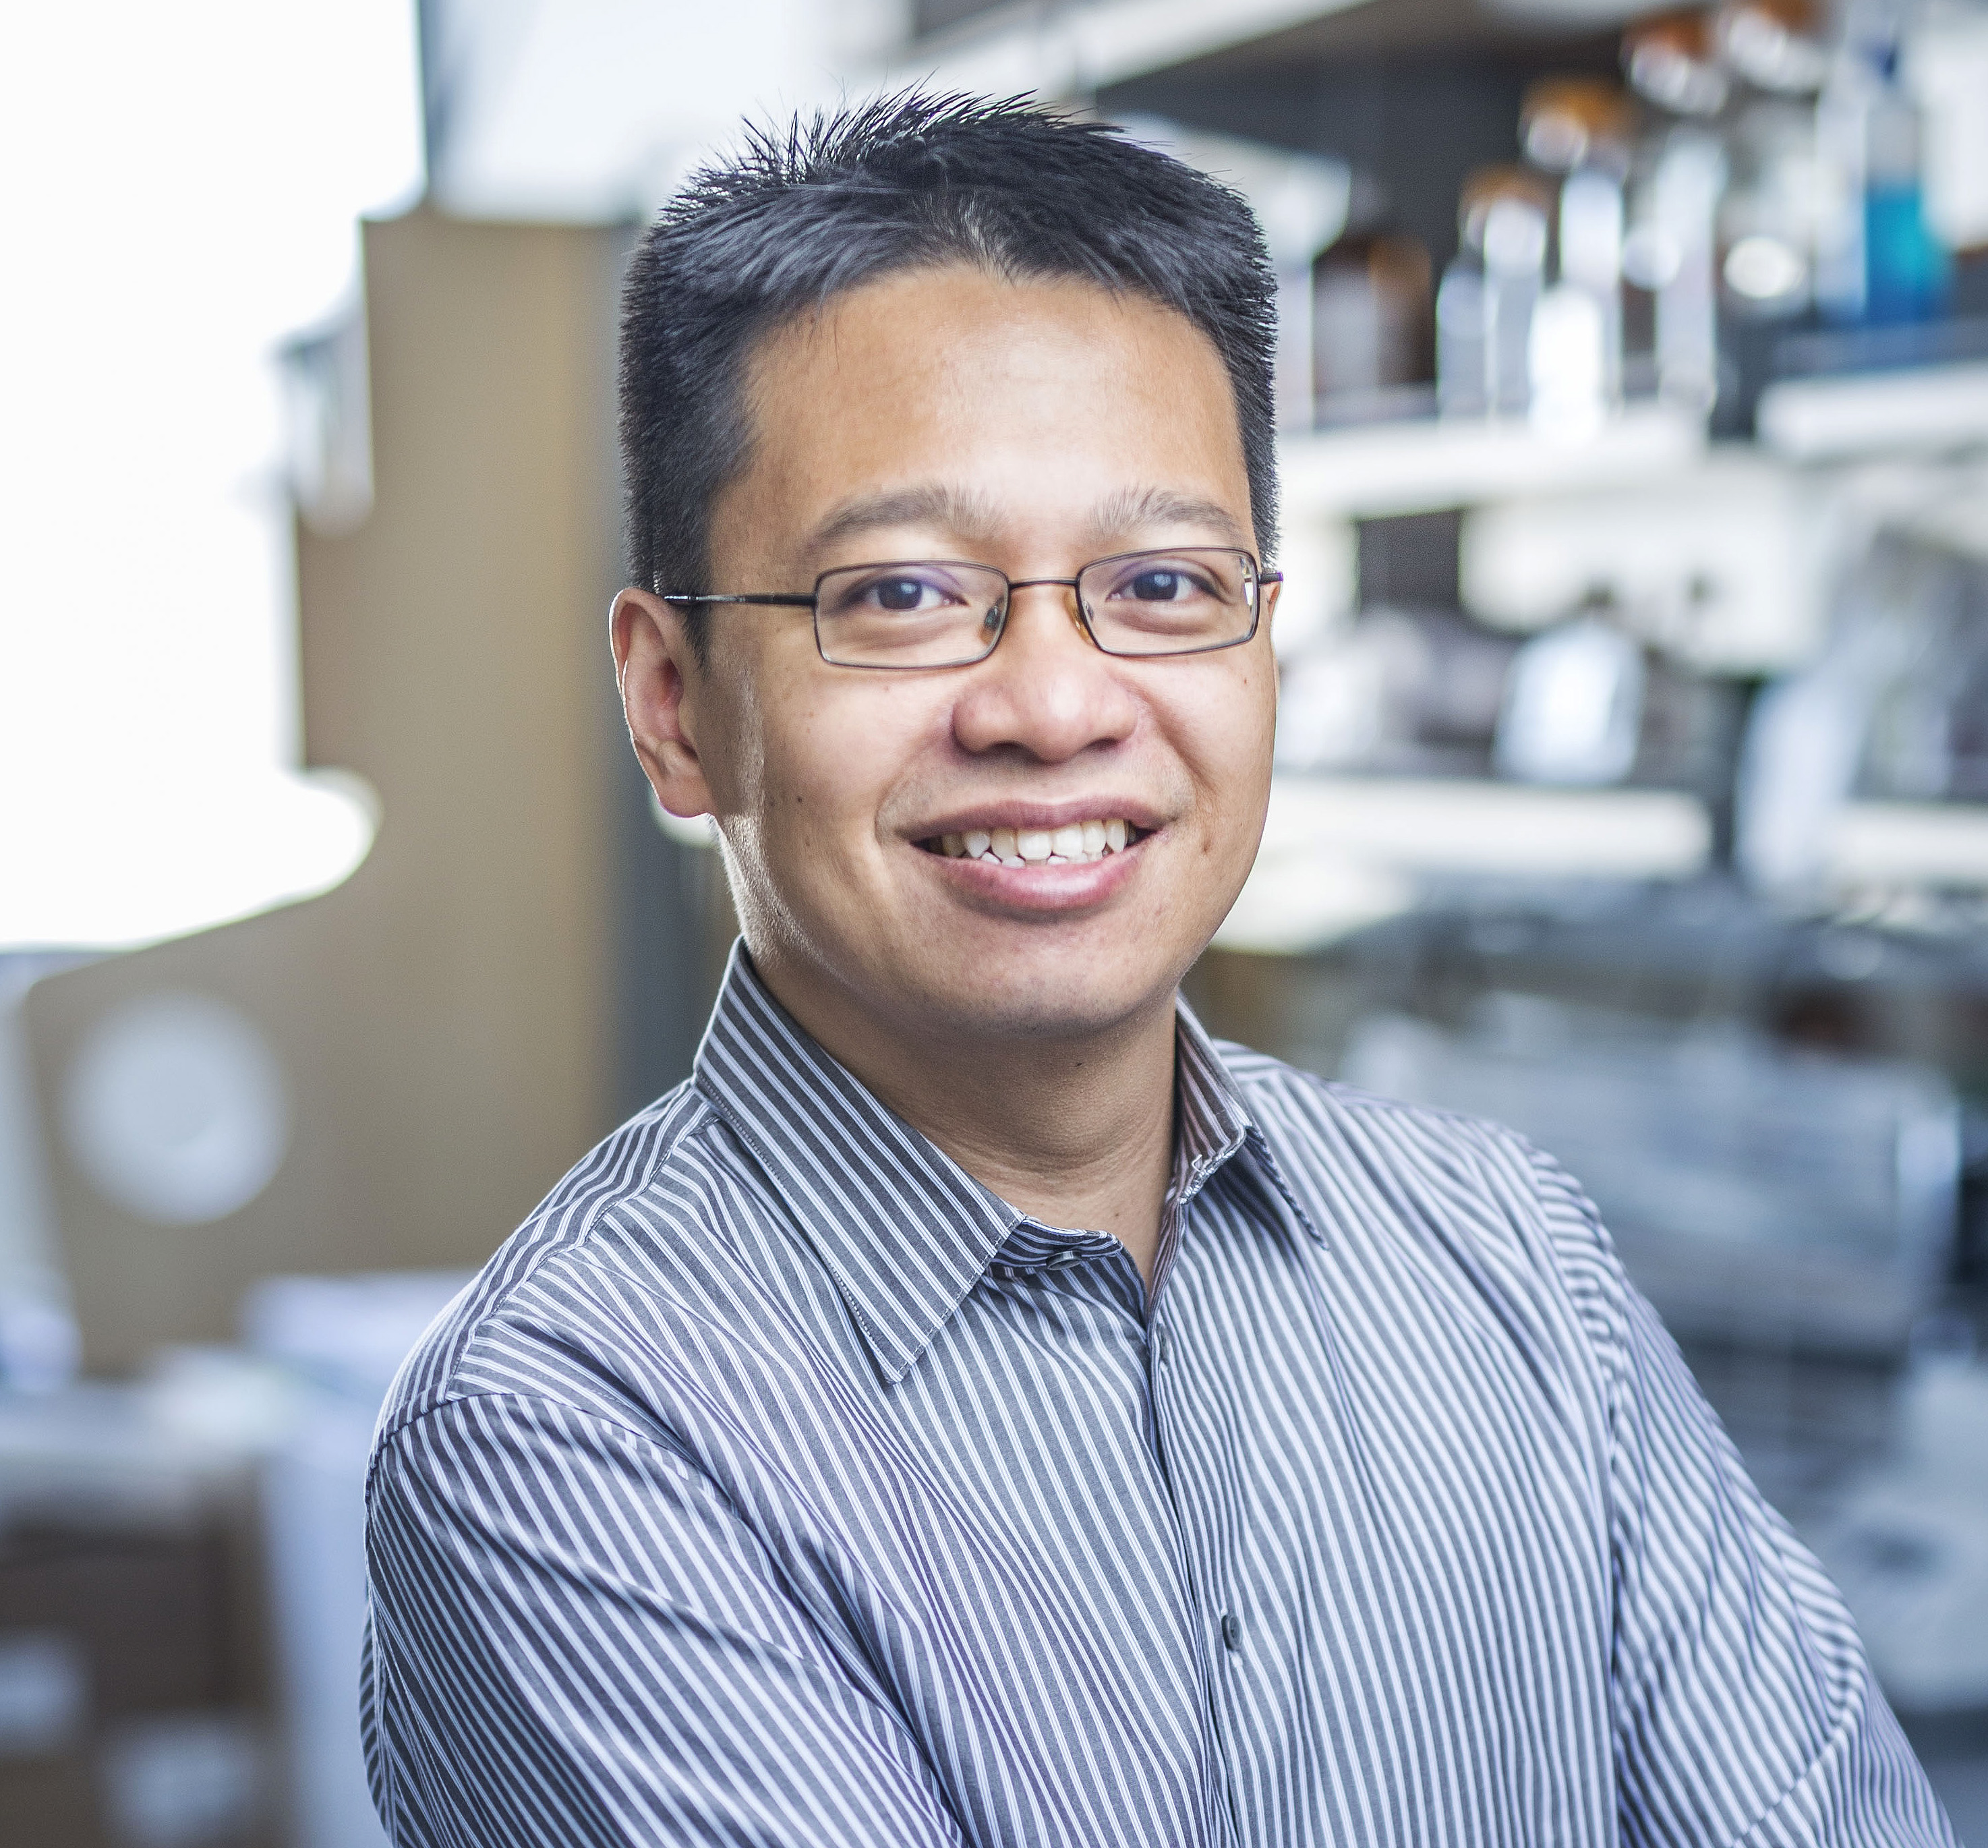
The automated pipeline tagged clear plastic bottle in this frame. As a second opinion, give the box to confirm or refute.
[1440,168,1554,419]
[1436,256,1489,419]
[1717,96,1823,320]
[1714,0,1830,323]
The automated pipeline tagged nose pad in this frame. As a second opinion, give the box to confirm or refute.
[981,603,1003,639]
[996,581,1097,654]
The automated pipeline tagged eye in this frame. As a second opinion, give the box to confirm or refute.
[826,567,974,618]
[873,575,939,612]
[1127,568,1191,602]
[1103,559,1225,605]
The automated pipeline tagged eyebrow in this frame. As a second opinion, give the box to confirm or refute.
[806,486,1006,561]
[805,482,1248,565]
[1083,487,1247,550]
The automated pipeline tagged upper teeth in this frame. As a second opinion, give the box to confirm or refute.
[937,818,1132,865]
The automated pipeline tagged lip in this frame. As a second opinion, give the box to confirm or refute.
[904,797,1167,840]
[920,832,1148,913]
[907,797,1159,914]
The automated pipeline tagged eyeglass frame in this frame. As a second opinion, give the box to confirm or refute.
[657,547,1283,670]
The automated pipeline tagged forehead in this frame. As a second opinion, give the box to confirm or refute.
[751,264,1237,426]
[722,265,1251,560]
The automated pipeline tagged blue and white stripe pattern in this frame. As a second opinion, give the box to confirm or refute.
[364,944,1953,1846]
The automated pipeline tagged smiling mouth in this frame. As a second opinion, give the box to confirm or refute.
[916,818,1148,867]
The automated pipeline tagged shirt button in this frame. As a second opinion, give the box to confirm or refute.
[1221,1613,1241,1652]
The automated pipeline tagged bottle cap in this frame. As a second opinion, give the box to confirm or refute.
[1521,78,1636,173]
[1622,9,1730,115]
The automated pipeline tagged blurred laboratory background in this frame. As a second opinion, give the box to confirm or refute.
[3,0,1987,1841]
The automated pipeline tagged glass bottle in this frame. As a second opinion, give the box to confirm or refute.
[1521,79,1635,430]
[1311,231,1434,424]
[1622,9,1731,409]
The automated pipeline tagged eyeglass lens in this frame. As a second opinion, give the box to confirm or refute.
[811,549,1258,669]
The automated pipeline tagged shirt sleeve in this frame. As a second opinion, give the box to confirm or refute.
[1525,1146,1957,1848]
[363,1390,966,1848]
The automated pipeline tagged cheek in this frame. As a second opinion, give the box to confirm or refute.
[1171,664,1276,811]
[756,680,935,859]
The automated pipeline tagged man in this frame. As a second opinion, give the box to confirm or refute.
[363,95,1954,1846]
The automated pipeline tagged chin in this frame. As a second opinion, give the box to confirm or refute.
[894,942,1190,1045]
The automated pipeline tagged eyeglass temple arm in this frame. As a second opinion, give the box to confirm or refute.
[658,592,815,606]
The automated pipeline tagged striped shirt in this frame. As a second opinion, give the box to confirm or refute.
[363,944,1954,1847]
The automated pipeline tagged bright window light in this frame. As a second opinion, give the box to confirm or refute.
[0,3,423,952]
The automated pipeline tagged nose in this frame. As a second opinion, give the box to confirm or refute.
[949,581,1138,764]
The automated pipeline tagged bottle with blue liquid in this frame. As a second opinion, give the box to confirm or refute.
[1816,9,1952,325]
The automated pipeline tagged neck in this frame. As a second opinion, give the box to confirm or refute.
[751,949,1179,1285]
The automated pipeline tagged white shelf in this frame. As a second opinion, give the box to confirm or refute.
[1277,401,1707,523]
[1217,775,1712,954]
[1830,801,1988,889]
[1259,774,1712,875]
[883,0,1670,95]
[1757,360,1988,463]
[885,0,1366,100]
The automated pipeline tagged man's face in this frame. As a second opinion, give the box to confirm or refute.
[619,265,1278,1051]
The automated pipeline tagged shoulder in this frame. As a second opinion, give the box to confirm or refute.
[1220,1033,1554,1194]
[372,1078,749,1465]
[1218,1038,1631,1379]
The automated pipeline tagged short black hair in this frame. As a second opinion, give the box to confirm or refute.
[618,92,1278,654]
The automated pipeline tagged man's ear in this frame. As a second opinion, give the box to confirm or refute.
[610,588,715,820]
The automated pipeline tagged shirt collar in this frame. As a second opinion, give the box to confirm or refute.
[692,942,1298,1383]
[1171,1000,1255,1209]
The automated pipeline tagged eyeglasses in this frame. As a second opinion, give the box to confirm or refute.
[660,548,1279,670]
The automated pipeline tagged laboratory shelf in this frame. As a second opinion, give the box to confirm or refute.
[1259,773,1712,875]
[1276,359,1988,529]
[1275,401,1707,522]
[1756,359,1988,463]
[887,0,1363,99]
[1218,775,1713,954]
[1831,801,1988,890]
[889,0,1623,96]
